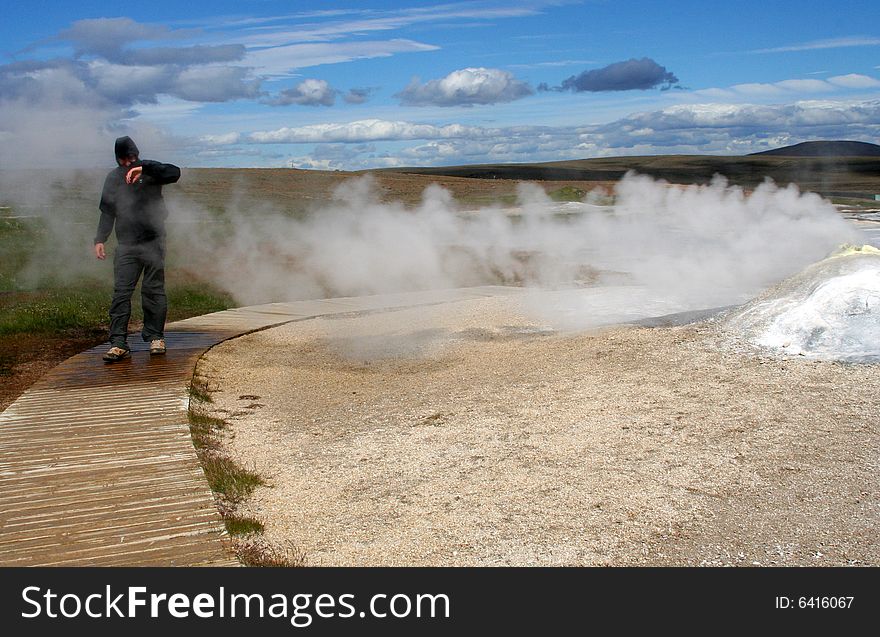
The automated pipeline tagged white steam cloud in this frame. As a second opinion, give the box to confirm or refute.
[1,165,860,337]
[178,173,858,326]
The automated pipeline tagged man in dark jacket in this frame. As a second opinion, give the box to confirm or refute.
[94,136,181,362]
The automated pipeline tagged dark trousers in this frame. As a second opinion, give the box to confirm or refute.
[109,239,167,348]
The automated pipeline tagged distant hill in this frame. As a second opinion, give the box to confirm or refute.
[750,140,880,157]
[383,151,880,199]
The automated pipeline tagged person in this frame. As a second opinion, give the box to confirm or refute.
[94,136,180,362]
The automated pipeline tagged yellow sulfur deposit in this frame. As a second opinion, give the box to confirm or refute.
[831,243,880,257]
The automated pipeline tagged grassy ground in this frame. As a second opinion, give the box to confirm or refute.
[0,213,234,409]
[173,167,616,211]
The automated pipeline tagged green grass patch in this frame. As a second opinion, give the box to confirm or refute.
[201,454,264,504]
[0,279,232,337]
[224,515,265,536]
[188,411,226,450]
[0,213,234,338]
[0,286,110,336]
[453,192,519,208]
[549,185,587,202]
[0,218,38,292]
[167,284,234,321]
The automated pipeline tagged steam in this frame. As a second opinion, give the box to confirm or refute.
[2,166,859,333]
[183,172,858,317]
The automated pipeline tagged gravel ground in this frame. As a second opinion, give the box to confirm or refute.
[197,297,879,566]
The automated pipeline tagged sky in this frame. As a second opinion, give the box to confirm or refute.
[1,0,879,169]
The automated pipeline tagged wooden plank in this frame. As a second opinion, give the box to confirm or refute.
[0,287,518,566]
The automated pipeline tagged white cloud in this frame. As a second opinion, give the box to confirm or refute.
[249,119,498,143]
[396,67,533,106]
[608,100,880,132]
[56,17,176,58]
[343,87,375,104]
[87,61,172,103]
[117,44,245,66]
[228,98,880,168]
[226,2,551,48]
[244,39,439,77]
[693,87,736,100]
[171,65,261,102]
[752,36,880,54]
[730,82,786,96]
[132,97,204,121]
[200,132,242,145]
[827,73,880,89]
[774,79,835,92]
[508,59,597,69]
[694,74,880,100]
[286,156,340,170]
[7,16,263,109]
[585,100,880,156]
[268,78,338,106]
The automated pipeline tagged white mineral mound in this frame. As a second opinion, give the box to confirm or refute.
[722,245,880,362]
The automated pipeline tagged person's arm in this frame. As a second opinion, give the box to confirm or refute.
[131,160,181,185]
[95,174,117,259]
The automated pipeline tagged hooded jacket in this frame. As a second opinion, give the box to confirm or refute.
[95,137,181,245]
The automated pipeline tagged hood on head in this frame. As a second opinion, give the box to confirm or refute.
[114,136,139,160]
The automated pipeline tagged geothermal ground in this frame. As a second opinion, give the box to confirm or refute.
[197,295,879,566]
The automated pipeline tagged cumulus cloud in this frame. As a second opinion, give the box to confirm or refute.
[0,17,259,167]
[5,17,261,109]
[286,143,379,170]
[343,87,376,104]
[396,67,533,106]
[267,79,339,106]
[266,80,376,107]
[87,61,177,104]
[200,132,242,146]
[542,57,679,92]
[0,57,262,108]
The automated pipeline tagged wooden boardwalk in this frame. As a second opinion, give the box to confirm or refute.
[0,286,523,566]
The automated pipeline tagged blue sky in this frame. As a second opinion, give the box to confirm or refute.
[1,0,879,168]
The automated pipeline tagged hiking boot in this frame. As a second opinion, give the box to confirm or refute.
[150,338,167,355]
[102,346,130,362]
